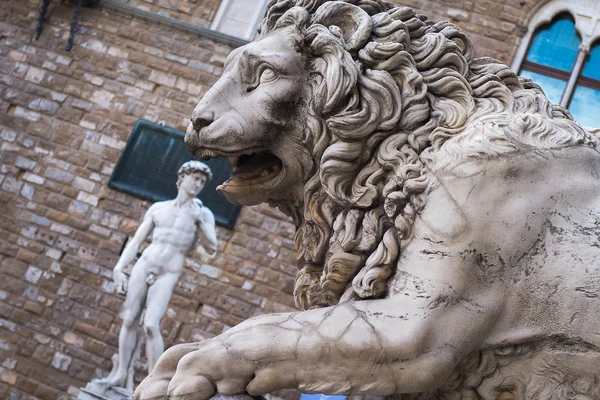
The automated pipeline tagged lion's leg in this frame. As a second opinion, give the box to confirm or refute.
[134,286,500,400]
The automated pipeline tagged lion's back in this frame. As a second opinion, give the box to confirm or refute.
[395,145,600,399]
[404,143,600,328]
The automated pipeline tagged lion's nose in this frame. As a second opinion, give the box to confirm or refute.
[191,111,214,132]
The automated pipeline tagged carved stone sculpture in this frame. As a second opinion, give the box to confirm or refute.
[135,1,600,399]
[98,161,218,391]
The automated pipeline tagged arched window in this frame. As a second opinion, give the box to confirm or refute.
[512,1,600,128]
[520,16,580,104]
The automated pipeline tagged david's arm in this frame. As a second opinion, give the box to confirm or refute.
[197,208,218,255]
[113,207,155,293]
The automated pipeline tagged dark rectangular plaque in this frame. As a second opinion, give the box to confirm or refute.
[108,119,241,229]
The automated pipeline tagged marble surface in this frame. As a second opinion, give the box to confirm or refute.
[135,1,600,399]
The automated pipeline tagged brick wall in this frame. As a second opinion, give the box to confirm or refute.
[113,0,224,26]
[0,0,549,399]
[0,1,297,399]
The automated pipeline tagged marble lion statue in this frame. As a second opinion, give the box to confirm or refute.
[135,0,600,399]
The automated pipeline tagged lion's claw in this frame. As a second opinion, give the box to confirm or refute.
[133,379,170,400]
[167,375,215,399]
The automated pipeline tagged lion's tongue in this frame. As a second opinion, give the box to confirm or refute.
[234,153,280,180]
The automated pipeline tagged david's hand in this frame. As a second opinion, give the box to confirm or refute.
[113,269,128,295]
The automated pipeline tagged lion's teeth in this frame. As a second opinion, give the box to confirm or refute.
[228,156,239,167]
[261,170,268,177]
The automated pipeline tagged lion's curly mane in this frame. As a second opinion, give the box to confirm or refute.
[258,0,598,310]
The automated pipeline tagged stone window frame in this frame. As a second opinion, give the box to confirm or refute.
[210,0,269,40]
[511,0,600,108]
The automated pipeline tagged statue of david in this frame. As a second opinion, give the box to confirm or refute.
[102,160,218,388]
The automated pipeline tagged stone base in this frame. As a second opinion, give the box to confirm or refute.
[77,380,133,400]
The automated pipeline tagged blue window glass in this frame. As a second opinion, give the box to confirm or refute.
[300,395,346,400]
[520,70,567,104]
[569,85,600,128]
[526,17,580,72]
[581,43,600,80]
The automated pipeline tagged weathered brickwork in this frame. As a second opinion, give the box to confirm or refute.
[0,0,550,399]
[109,0,225,26]
[0,1,297,399]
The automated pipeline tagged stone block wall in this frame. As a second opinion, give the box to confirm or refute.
[0,1,297,399]
[0,0,548,399]
[110,0,225,26]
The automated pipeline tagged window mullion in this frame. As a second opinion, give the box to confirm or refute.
[560,44,590,107]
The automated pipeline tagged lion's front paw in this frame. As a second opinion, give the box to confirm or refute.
[134,340,260,400]
[134,343,199,399]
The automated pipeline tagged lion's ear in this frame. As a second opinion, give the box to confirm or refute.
[310,1,372,52]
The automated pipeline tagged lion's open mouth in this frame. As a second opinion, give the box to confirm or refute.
[193,145,285,203]
[217,151,284,200]
[228,152,282,183]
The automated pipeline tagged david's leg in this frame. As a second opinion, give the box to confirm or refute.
[105,264,147,386]
[144,272,179,372]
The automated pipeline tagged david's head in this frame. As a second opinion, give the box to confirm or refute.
[177,160,212,197]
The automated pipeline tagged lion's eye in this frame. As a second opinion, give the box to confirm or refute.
[258,67,277,85]
[247,66,278,93]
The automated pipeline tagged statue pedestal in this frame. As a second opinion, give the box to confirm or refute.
[77,380,133,400]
